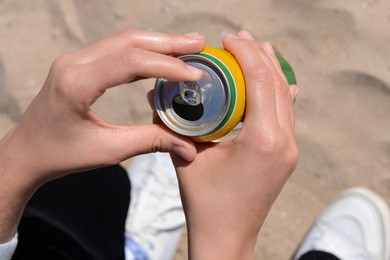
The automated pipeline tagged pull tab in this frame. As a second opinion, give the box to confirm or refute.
[179,81,202,106]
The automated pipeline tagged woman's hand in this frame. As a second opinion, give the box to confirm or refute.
[0,30,205,242]
[171,31,299,260]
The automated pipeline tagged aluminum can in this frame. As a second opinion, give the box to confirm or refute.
[154,46,245,142]
[154,46,296,142]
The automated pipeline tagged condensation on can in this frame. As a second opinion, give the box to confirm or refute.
[154,46,246,142]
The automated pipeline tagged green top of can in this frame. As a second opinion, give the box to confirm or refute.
[276,54,297,85]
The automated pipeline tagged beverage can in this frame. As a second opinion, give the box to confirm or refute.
[154,46,296,142]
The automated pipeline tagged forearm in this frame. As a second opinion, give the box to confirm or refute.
[184,201,261,260]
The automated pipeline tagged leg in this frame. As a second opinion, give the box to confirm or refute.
[125,152,185,260]
[13,165,130,260]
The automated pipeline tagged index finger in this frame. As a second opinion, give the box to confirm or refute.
[72,30,207,64]
[222,34,279,130]
[65,49,203,106]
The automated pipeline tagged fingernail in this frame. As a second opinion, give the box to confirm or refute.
[224,33,239,39]
[185,32,203,40]
[264,42,275,55]
[238,30,255,40]
[291,85,300,99]
[186,65,203,77]
[294,87,300,98]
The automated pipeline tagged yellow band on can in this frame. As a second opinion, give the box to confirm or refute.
[191,46,246,142]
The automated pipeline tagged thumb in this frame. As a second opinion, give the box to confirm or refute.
[106,124,197,162]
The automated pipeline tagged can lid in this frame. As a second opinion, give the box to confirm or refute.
[154,55,230,137]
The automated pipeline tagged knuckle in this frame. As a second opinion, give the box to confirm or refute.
[50,55,70,74]
[45,54,86,108]
[284,140,299,169]
[243,129,281,157]
[274,77,289,95]
[120,29,138,40]
[151,135,164,153]
[250,130,299,169]
[250,66,274,87]
[55,67,79,92]
[50,65,83,102]
[276,135,299,173]
[258,131,283,155]
[50,54,76,84]
[123,48,144,67]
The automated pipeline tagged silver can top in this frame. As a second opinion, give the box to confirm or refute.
[154,55,230,137]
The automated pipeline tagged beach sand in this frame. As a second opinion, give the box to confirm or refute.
[1,0,389,258]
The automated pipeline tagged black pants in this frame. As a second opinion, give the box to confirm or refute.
[12,165,130,260]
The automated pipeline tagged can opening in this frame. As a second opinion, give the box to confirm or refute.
[154,54,231,137]
[172,94,204,121]
[179,81,202,106]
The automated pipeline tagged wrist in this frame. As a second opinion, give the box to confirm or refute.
[0,129,40,243]
[186,221,257,260]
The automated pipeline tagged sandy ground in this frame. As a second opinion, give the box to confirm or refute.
[1,0,390,259]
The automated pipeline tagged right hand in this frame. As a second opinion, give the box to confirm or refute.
[170,30,299,260]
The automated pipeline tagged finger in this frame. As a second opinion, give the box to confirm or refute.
[289,84,300,128]
[261,43,294,129]
[237,31,289,86]
[224,34,295,131]
[73,30,206,64]
[101,124,197,162]
[237,31,288,88]
[262,44,289,85]
[290,84,300,103]
[71,49,203,104]
[96,48,203,84]
[237,30,255,40]
[222,34,278,129]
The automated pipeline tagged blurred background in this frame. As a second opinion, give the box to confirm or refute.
[1,0,389,258]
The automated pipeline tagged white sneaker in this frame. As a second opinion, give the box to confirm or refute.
[293,187,390,260]
[125,153,185,260]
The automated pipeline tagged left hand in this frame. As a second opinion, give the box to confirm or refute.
[0,30,206,242]
[1,30,206,187]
